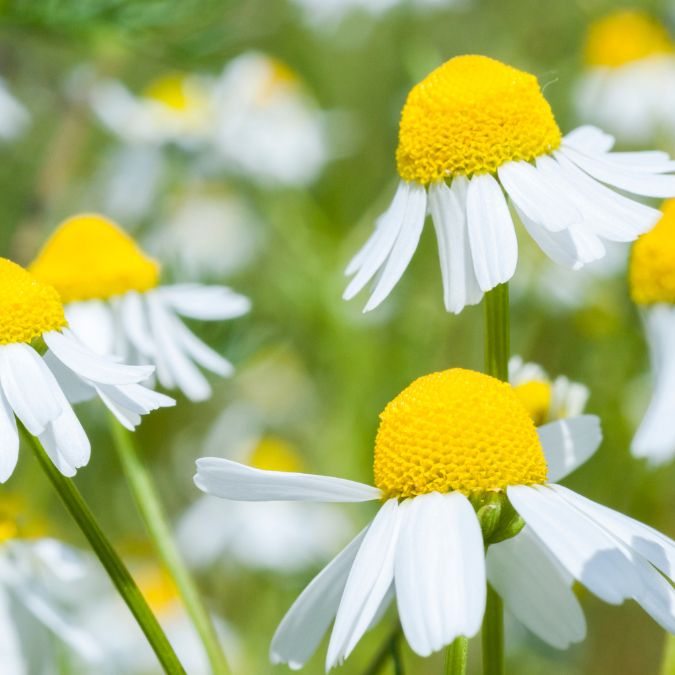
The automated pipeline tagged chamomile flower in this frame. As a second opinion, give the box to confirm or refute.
[0,257,172,479]
[344,55,675,314]
[575,11,675,146]
[29,214,250,403]
[629,200,675,464]
[195,368,675,669]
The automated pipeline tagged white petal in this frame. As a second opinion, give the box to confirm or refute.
[508,485,641,604]
[343,181,410,294]
[487,526,586,649]
[607,151,675,173]
[363,182,427,311]
[270,528,367,669]
[119,292,155,357]
[64,301,117,357]
[539,415,602,482]
[194,458,381,502]
[0,388,18,482]
[0,343,62,435]
[157,284,251,321]
[0,587,26,673]
[498,160,581,232]
[95,383,174,430]
[560,146,675,198]
[563,126,615,153]
[395,492,485,657]
[428,179,482,314]
[43,351,96,404]
[327,499,400,669]
[466,173,518,292]
[43,330,154,385]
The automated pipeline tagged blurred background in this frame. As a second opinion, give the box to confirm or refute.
[1,0,674,672]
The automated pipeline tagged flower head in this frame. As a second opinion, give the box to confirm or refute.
[345,54,675,315]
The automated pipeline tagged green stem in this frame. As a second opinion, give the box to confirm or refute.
[445,636,468,675]
[108,417,230,675]
[659,633,675,675]
[22,428,185,674]
[482,283,509,675]
[481,586,505,675]
[364,628,403,675]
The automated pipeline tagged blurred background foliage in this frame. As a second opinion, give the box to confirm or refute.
[0,0,673,672]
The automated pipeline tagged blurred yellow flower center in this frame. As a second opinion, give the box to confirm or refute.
[513,380,552,427]
[137,565,178,617]
[249,437,304,473]
[0,494,47,543]
[584,11,674,68]
[396,55,561,184]
[144,73,204,112]
[0,258,66,345]
[630,200,675,305]
[29,214,160,303]
[374,368,547,499]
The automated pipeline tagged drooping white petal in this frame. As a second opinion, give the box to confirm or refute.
[43,330,154,385]
[118,292,155,357]
[327,499,401,669]
[43,351,96,404]
[508,485,642,605]
[157,284,251,321]
[194,458,381,502]
[487,526,586,649]
[428,179,482,314]
[498,160,582,232]
[344,181,410,290]
[0,343,62,435]
[560,146,675,198]
[466,173,518,292]
[395,492,485,657]
[362,183,428,311]
[270,528,367,669]
[64,301,118,358]
[563,126,615,154]
[0,388,18,482]
[539,415,602,482]
[632,306,675,465]
[95,383,174,431]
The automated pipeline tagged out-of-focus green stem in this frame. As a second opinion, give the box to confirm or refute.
[22,428,185,674]
[364,628,404,675]
[108,417,230,675]
[659,633,675,675]
[445,636,468,674]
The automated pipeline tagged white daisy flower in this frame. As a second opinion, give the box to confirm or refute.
[29,214,250,403]
[90,72,214,148]
[195,368,675,669]
[509,356,589,426]
[629,200,675,464]
[0,257,172,480]
[209,53,329,187]
[344,55,675,315]
[0,78,28,141]
[575,10,675,147]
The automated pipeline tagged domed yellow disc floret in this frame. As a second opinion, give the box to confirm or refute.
[513,380,552,427]
[584,10,674,68]
[29,214,160,303]
[0,258,66,346]
[374,368,547,499]
[395,55,561,184]
[630,200,675,305]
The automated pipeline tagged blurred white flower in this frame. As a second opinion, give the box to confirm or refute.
[0,79,28,141]
[209,53,329,186]
[575,10,675,146]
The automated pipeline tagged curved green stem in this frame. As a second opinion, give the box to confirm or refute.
[23,428,185,674]
[445,636,468,674]
[108,417,230,675]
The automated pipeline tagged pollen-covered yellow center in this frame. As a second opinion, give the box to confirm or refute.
[29,214,160,303]
[513,380,552,427]
[249,437,304,473]
[395,55,561,184]
[630,200,675,305]
[374,369,547,499]
[584,11,674,68]
[0,258,66,345]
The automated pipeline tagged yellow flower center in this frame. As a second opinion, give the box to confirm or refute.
[374,369,547,499]
[0,494,48,543]
[584,11,674,68]
[29,214,160,303]
[630,200,675,305]
[136,565,178,617]
[0,258,66,346]
[513,380,552,427]
[395,55,561,184]
[248,436,305,473]
[143,73,206,112]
